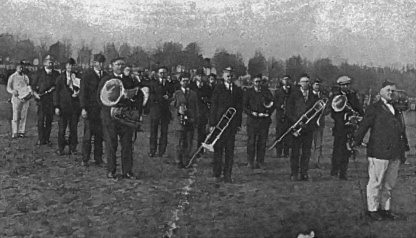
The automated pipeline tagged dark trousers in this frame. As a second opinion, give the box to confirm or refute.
[82,119,103,163]
[247,123,269,164]
[275,121,291,157]
[290,131,313,176]
[57,113,80,151]
[103,123,133,175]
[149,118,169,155]
[197,116,208,148]
[213,130,236,179]
[175,129,194,165]
[37,103,54,143]
[331,133,349,176]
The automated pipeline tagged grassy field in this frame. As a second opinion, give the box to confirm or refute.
[0,84,415,238]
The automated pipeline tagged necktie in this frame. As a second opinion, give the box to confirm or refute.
[303,90,308,101]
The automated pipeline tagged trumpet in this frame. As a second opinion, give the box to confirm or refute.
[268,98,327,150]
[185,107,236,168]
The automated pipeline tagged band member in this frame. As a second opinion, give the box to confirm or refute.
[6,61,32,139]
[30,55,59,146]
[171,73,199,168]
[53,58,81,155]
[97,57,141,179]
[311,78,329,168]
[274,75,292,158]
[79,54,107,166]
[190,75,213,157]
[353,81,409,221]
[207,73,218,89]
[148,66,174,157]
[243,74,275,169]
[286,74,319,181]
[330,76,363,180]
[209,67,243,183]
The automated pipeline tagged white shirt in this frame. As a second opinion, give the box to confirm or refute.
[225,82,232,91]
[7,72,30,95]
[94,69,101,78]
[381,97,395,115]
[114,73,123,78]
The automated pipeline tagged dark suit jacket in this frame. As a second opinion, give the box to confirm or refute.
[274,86,292,123]
[354,100,408,160]
[190,82,213,119]
[243,86,275,125]
[79,69,108,120]
[148,79,174,121]
[286,87,319,132]
[53,72,81,115]
[171,88,199,131]
[209,83,243,133]
[30,68,59,107]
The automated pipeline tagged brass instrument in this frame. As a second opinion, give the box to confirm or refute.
[185,107,236,168]
[332,94,362,126]
[268,98,327,150]
[179,104,188,126]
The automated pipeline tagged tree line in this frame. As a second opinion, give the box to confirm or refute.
[1,33,415,96]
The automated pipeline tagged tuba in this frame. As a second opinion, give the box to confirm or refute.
[100,78,142,129]
[185,107,236,168]
[332,94,362,126]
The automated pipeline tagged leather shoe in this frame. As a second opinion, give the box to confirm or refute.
[148,152,155,158]
[290,174,299,181]
[35,141,46,146]
[339,175,348,181]
[46,140,52,146]
[123,172,136,179]
[368,211,384,221]
[81,161,89,167]
[107,172,116,179]
[177,162,185,169]
[55,149,64,156]
[69,150,77,155]
[379,210,399,220]
[18,133,26,138]
[300,174,309,181]
[223,176,233,183]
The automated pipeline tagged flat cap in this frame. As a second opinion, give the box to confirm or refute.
[223,67,233,72]
[44,55,54,62]
[93,53,106,63]
[381,81,395,89]
[336,76,351,85]
[110,56,126,64]
[66,58,76,65]
[312,78,322,84]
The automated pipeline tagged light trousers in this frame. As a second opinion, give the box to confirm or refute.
[11,96,30,134]
[367,157,400,212]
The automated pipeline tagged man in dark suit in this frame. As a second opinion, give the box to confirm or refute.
[30,55,60,146]
[274,75,293,158]
[171,72,199,168]
[190,75,213,157]
[286,74,319,181]
[330,76,364,180]
[353,81,409,221]
[209,67,243,183]
[79,54,107,167]
[97,57,141,179]
[243,74,275,169]
[148,67,174,157]
[53,58,81,155]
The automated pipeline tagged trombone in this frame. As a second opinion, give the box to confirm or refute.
[185,107,236,168]
[268,98,328,150]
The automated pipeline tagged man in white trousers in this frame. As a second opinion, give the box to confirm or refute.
[353,81,409,221]
[6,61,32,139]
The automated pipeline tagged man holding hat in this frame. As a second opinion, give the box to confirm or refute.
[30,55,60,146]
[353,81,409,221]
[243,74,275,169]
[330,75,363,180]
[6,61,32,139]
[53,58,81,155]
[79,53,107,166]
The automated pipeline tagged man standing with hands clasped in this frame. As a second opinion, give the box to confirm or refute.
[353,81,409,221]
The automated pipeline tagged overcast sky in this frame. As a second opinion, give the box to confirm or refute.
[1,0,415,67]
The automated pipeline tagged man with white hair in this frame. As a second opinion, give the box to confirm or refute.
[6,61,32,139]
[353,81,409,221]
